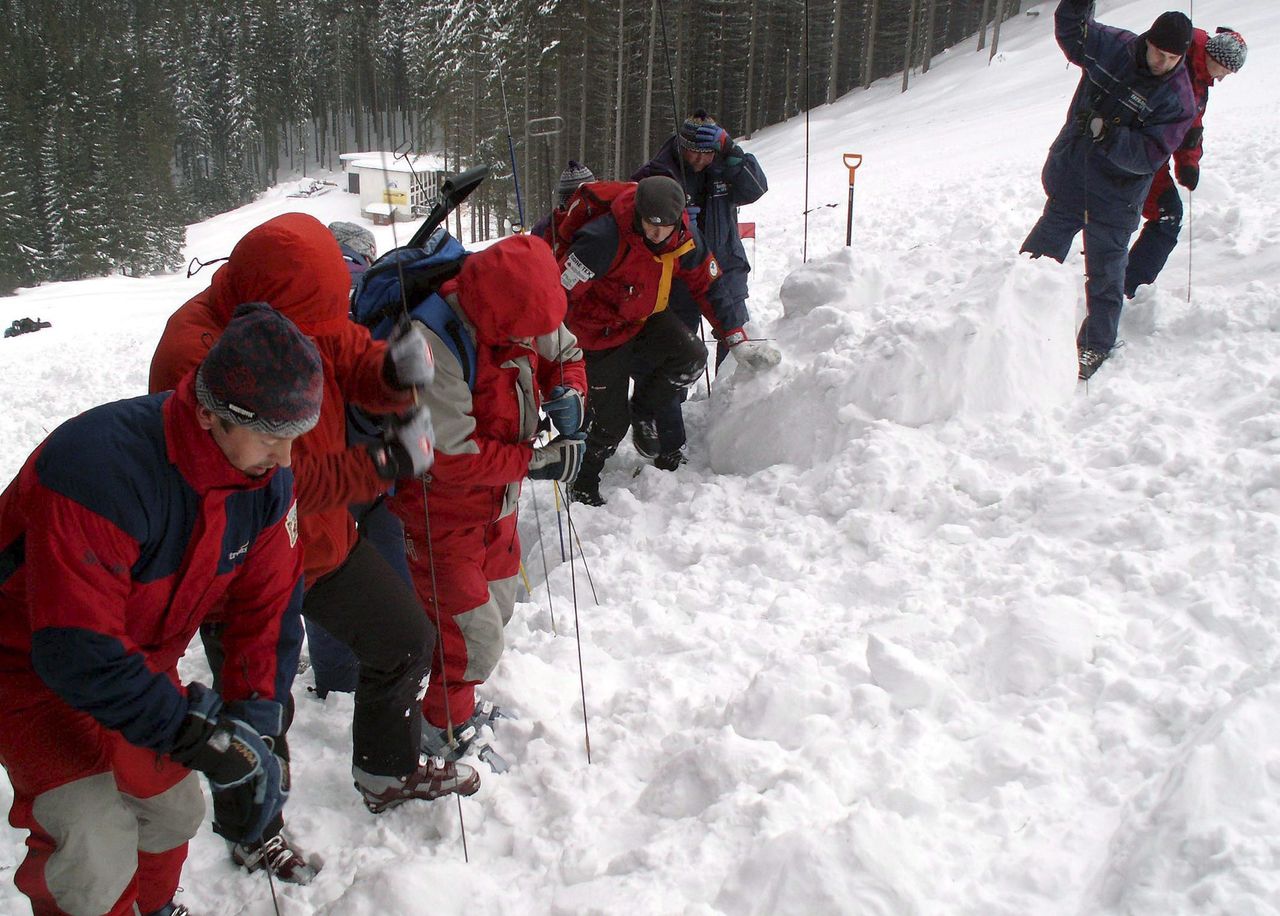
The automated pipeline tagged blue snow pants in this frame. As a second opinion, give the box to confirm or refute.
[1021,150,1149,353]
[1124,177,1183,298]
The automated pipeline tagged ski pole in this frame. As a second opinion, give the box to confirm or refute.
[1186,189,1193,303]
[843,153,863,247]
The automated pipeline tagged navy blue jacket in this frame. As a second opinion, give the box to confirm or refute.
[632,137,767,328]
[1043,0,1197,213]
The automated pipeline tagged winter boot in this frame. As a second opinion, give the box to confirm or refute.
[653,447,687,472]
[355,757,481,814]
[144,903,192,916]
[421,701,512,773]
[1077,347,1110,381]
[630,418,660,459]
[230,832,321,885]
[569,448,608,506]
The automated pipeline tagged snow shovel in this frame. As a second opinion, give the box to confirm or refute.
[843,153,863,247]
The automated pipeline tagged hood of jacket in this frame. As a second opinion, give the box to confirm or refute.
[208,212,353,337]
[451,235,567,345]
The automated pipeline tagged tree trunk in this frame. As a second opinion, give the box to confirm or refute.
[827,0,842,104]
[921,0,937,74]
[744,0,759,135]
[977,0,991,52]
[862,0,879,89]
[902,0,918,92]
[643,0,656,154]
[989,0,1006,61]
[613,0,625,178]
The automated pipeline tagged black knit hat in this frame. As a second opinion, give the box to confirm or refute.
[557,161,595,206]
[1205,27,1247,73]
[1147,11,1193,55]
[678,109,719,152]
[634,176,686,227]
[196,302,324,438]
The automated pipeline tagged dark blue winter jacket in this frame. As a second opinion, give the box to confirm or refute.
[632,137,767,328]
[1044,0,1197,213]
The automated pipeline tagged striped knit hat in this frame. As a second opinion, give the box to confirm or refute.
[557,161,596,206]
[196,302,324,437]
[678,109,719,152]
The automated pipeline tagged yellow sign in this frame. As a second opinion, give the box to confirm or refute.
[383,188,408,205]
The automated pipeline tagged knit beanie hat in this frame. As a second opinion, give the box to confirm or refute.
[678,109,719,152]
[1205,27,1247,73]
[196,302,324,437]
[634,176,686,227]
[557,161,595,207]
[328,221,376,261]
[1147,11,1193,55]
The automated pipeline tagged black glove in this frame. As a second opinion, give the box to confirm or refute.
[168,683,286,844]
[368,406,434,480]
[1077,110,1108,142]
[383,319,434,396]
[1175,163,1199,190]
[528,433,587,482]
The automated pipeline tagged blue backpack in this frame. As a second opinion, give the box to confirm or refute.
[351,228,476,388]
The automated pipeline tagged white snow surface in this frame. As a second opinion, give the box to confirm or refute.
[3,1,1279,913]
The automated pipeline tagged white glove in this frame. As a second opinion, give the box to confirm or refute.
[730,338,781,370]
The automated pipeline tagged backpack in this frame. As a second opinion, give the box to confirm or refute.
[550,180,634,260]
[351,228,476,388]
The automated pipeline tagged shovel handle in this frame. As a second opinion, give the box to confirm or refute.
[843,153,863,184]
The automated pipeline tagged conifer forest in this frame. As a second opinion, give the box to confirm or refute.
[0,0,1020,295]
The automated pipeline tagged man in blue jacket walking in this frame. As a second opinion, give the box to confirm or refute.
[1021,2,1197,380]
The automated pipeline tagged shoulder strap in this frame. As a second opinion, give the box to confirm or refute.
[411,293,477,390]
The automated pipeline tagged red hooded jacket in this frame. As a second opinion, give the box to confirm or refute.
[390,235,587,531]
[150,213,414,584]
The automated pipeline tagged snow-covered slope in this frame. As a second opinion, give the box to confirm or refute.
[2,1,1278,913]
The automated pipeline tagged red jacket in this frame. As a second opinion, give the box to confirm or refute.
[390,236,587,531]
[559,185,729,350]
[1174,29,1214,172]
[150,213,414,584]
[0,376,304,752]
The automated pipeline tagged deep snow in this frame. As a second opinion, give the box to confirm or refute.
[2,1,1278,913]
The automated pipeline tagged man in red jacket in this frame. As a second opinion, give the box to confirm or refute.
[1124,26,1248,297]
[150,213,475,883]
[560,176,735,506]
[0,305,315,916]
[388,236,588,765]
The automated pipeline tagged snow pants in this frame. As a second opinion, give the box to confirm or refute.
[202,535,429,779]
[1021,154,1146,353]
[399,510,520,729]
[305,501,414,698]
[0,673,202,916]
[1124,164,1183,298]
[302,536,431,776]
[581,309,708,474]
[630,290,739,455]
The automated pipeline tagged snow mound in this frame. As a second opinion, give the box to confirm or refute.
[983,595,1097,696]
[709,251,1078,475]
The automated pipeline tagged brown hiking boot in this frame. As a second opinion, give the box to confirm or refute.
[356,757,481,814]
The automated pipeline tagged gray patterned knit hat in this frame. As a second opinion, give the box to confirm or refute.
[196,302,324,437]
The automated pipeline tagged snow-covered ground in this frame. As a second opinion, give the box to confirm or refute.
[3,1,1278,913]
